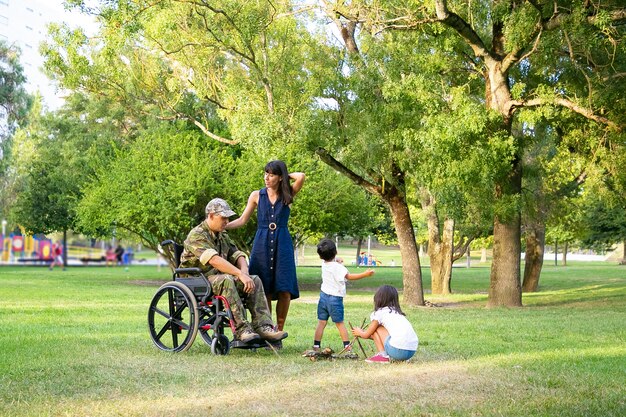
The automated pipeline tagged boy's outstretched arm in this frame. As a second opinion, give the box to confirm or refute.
[346,269,375,281]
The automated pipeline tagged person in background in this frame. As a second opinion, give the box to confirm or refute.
[115,244,125,265]
[49,241,64,271]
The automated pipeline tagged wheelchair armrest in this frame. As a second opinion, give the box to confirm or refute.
[174,267,203,275]
[161,239,175,247]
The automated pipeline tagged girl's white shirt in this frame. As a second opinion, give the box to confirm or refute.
[320,261,349,297]
[370,307,419,351]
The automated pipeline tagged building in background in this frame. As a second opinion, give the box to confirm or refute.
[0,0,95,109]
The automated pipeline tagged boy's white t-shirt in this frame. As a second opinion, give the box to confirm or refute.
[320,261,349,297]
[370,307,419,351]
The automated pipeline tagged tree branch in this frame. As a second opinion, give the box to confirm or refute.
[433,0,492,59]
[452,235,474,262]
[511,97,621,131]
[315,147,380,195]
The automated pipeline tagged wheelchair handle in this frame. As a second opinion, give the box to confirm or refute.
[160,239,175,247]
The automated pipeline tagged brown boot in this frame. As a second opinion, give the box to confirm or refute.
[236,327,260,343]
[255,324,287,342]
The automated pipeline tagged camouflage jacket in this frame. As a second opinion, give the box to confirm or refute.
[179,221,246,275]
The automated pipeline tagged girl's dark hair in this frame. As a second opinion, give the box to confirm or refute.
[317,238,337,261]
[373,285,405,315]
[265,160,293,205]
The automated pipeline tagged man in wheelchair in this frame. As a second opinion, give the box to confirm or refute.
[179,198,287,344]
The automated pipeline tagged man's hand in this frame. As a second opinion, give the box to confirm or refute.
[238,272,255,294]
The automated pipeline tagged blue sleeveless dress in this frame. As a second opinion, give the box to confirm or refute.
[249,188,299,300]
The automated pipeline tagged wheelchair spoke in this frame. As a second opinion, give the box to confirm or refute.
[152,306,171,320]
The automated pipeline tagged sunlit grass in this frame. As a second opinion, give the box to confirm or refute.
[0,263,624,416]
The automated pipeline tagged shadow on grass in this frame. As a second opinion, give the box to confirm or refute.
[523,283,626,308]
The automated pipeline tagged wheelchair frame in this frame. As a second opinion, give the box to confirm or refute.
[147,239,263,354]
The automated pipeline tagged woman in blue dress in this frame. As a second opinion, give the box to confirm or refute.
[226,160,305,332]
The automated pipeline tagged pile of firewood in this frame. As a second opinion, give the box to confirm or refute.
[301,347,359,361]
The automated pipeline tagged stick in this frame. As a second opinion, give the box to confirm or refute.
[337,338,357,355]
[264,340,280,356]
[348,320,368,358]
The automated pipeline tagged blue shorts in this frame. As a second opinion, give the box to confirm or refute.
[317,292,344,323]
[384,336,416,361]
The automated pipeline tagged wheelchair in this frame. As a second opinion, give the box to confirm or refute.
[147,240,265,354]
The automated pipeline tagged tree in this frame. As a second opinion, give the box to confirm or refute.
[325,0,626,306]
[9,98,114,236]
[76,120,238,252]
[44,1,626,308]
[44,1,429,304]
[581,201,626,264]
[0,41,31,139]
[0,41,32,220]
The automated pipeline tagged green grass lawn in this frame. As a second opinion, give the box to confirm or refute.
[0,263,624,416]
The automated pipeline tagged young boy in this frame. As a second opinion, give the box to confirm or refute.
[312,238,375,351]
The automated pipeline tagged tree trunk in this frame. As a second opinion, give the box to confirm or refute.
[388,194,424,306]
[314,148,424,305]
[562,241,568,266]
[428,219,454,295]
[554,239,558,266]
[355,238,363,266]
[489,215,522,307]
[62,229,68,268]
[522,221,545,292]
[622,240,626,265]
[488,160,523,307]
[420,189,453,295]
[484,56,523,307]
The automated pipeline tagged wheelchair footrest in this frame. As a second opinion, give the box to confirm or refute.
[231,340,265,349]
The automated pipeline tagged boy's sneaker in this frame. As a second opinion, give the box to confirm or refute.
[255,324,287,342]
[365,352,390,363]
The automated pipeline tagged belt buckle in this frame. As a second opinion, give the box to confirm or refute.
[269,222,277,230]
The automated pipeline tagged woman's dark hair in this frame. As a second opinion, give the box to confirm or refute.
[373,285,405,315]
[317,238,337,261]
[265,160,293,205]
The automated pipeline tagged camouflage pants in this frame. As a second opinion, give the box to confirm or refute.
[207,274,273,335]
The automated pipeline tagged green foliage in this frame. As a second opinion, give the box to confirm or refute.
[580,200,626,251]
[9,99,116,234]
[0,40,31,133]
[76,121,236,249]
[0,41,32,219]
[35,0,626,292]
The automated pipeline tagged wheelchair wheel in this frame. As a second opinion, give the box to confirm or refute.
[211,334,231,355]
[148,281,199,352]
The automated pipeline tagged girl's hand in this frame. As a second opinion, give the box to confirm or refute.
[364,269,375,276]
[351,327,364,337]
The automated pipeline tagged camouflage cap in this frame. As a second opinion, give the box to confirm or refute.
[205,198,236,217]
